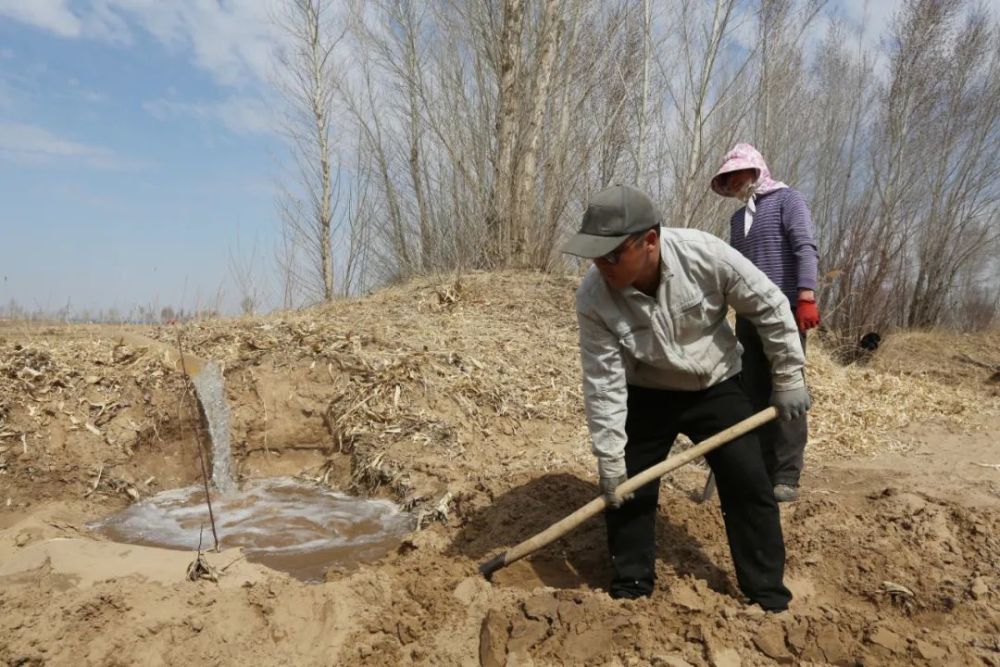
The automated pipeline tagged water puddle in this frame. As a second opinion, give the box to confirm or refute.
[90,477,413,582]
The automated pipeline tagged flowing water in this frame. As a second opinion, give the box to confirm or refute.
[91,477,414,582]
[190,361,236,494]
[91,354,413,581]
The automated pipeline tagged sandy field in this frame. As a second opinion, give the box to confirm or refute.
[2,271,999,666]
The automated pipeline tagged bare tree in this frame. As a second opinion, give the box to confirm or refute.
[228,229,269,316]
[903,3,1000,327]
[534,0,589,268]
[275,0,347,303]
[814,0,1000,338]
[652,0,758,229]
[265,0,1000,332]
[510,0,562,266]
[804,20,880,336]
[750,0,828,178]
[274,221,300,309]
[485,0,527,266]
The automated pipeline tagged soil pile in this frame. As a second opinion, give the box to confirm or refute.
[1,271,999,666]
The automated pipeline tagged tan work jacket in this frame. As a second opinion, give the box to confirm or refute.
[575,227,805,478]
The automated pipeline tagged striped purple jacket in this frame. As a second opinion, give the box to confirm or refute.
[729,188,818,304]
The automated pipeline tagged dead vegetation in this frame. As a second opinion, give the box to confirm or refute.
[1,272,998,515]
[2,273,1000,667]
[0,327,190,504]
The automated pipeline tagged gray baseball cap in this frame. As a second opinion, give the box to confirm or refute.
[561,184,661,258]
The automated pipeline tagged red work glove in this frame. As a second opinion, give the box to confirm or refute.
[796,299,820,332]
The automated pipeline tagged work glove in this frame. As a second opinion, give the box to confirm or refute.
[770,386,811,421]
[795,298,820,332]
[599,474,634,509]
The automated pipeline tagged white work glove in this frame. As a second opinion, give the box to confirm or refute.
[770,386,811,420]
[599,474,634,509]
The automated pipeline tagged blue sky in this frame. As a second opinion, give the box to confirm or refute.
[0,1,284,316]
[0,0,899,317]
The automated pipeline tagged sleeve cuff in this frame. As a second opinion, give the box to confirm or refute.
[597,456,627,479]
[772,372,806,391]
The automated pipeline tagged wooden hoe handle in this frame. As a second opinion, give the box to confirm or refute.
[478,407,778,579]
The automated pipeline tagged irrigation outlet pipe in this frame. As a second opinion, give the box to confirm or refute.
[478,406,779,580]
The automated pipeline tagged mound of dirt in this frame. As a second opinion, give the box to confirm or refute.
[2,271,999,666]
[872,330,1000,392]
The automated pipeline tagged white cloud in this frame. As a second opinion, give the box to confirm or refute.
[108,1,284,86]
[144,95,278,136]
[0,1,291,140]
[0,121,141,169]
[83,0,133,44]
[0,1,287,87]
[117,1,286,86]
[0,0,83,37]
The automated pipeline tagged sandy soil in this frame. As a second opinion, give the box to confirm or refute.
[1,272,999,666]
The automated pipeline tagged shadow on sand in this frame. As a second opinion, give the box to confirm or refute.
[447,472,734,596]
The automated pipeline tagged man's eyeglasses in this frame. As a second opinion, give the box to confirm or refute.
[596,232,643,265]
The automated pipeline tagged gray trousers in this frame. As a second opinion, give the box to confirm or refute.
[735,316,808,487]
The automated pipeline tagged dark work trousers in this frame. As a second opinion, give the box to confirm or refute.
[735,315,808,487]
[605,376,792,610]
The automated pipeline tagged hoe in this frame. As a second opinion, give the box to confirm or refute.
[479,407,778,580]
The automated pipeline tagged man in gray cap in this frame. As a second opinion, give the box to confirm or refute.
[563,184,809,610]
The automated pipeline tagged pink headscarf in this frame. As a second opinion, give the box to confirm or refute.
[710,143,787,198]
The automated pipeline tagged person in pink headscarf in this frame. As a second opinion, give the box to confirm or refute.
[710,143,820,502]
